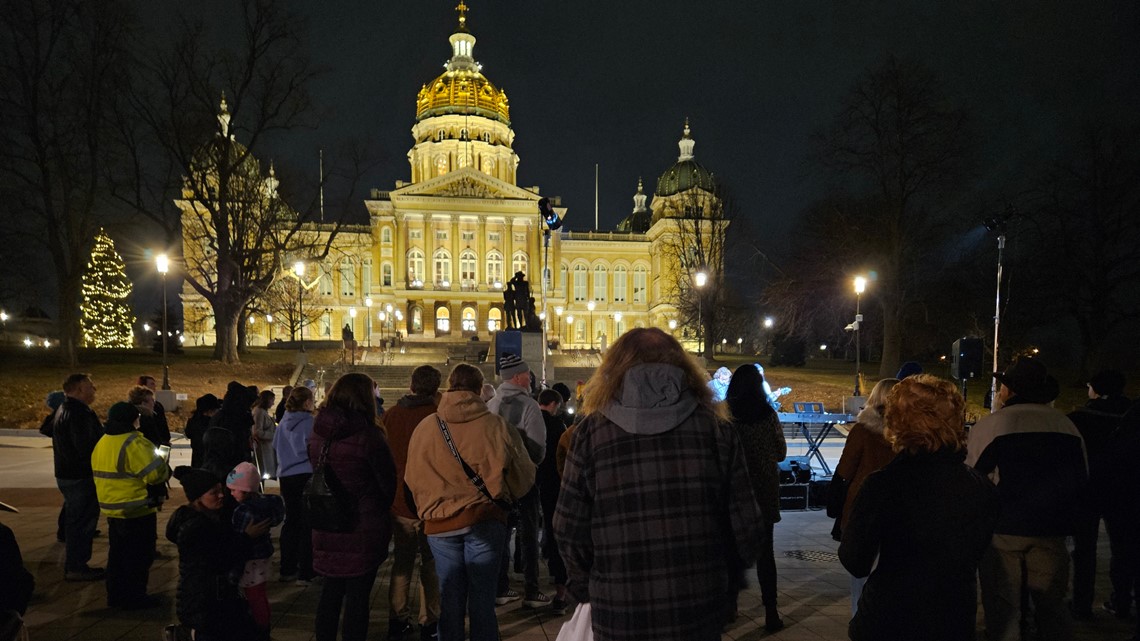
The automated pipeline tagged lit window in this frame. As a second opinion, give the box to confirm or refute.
[486,251,503,286]
[633,266,647,303]
[381,263,393,287]
[436,306,450,333]
[488,232,501,242]
[593,265,607,302]
[434,249,451,285]
[512,252,527,278]
[381,227,392,244]
[407,250,425,283]
[613,266,627,302]
[573,265,587,302]
[461,307,477,332]
[409,229,423,240]
[361,259,372,296]
[488,307,502,331]
[460,250,477,283]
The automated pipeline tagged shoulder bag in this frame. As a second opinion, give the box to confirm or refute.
[436,416,514,512]
[303,435,357,532]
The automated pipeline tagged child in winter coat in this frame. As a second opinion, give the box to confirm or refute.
[226,462,285,638]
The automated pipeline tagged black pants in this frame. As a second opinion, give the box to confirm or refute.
[539,485,567,586]
[315,566,379,641]
[1105,516,1140,637]
[106,513,156,606]
[756,522,778,607]
[278,473,313,579]
[1071,511,1100,612]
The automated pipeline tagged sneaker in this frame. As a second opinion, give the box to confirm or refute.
[495,589,521,605]
[550,598,569,615]
[419,621,438,641]
[65,566,106,582]
[388,619,414,639]
[522,592,551,609]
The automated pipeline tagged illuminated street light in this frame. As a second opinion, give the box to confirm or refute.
[853,275,868,396]
[694,271,708,355]
[586,301,596,350]
[156,254,171,390]
[364,298,372,347]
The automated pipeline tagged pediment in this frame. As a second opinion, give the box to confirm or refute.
[393,168,539,201]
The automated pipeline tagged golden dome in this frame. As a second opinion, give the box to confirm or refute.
[416,70,510,125]
[415,3,510,125]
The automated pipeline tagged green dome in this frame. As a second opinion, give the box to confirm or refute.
[655,159,716,197]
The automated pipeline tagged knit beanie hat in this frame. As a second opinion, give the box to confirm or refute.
[107,401,140,426]
[226,461,261,493]
[45,390,66,411]
[499,353,529,379]
[174,466,221,503]
[195,393,221,413]
[1089,370,1126,398]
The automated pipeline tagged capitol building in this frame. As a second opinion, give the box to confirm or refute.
[181,4,727,351]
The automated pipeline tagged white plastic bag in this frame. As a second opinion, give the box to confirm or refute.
[555,602,594,641]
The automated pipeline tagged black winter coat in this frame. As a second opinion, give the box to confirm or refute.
[840,448,997,641]
[51,398,103,479]
[165,505,258,640]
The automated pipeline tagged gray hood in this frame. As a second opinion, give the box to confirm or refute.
[855,405,885,435]
[601,363,699,435]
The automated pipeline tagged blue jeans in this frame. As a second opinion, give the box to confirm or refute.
[56,477,98,572]
[429,520,507,641]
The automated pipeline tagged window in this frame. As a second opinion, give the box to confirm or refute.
[436,230,449,241]
[513,232,526,244]
[573,265,587,302]
[319,264,333,296]
[409,229,423,240]
[486,251,503,286]
[488,307,502,332]
[433,249,451,285]
[488,232,501,242]
[575,319,586,342]
[615,319,625,337]
[338,261,355,298]
[436,129,445,142]
[459,128,469,141]
[633,265,647,303]
[461,307,477,332]
[613,266,627,302]
[436,306,450,333]
[461,231,475,242]
[321,310,332,337]
[482,157,495,175]
[382,263,393,287]
[593,265,607,302]
[361,259,372,296]
[560,263,568,295]
[481,131,491,143]
[407,249,425,283]
[458,151,469,168]
[381,227,392,244]
[411,306,423,333]
[435,155,448,176]
[460,250,477,284]
[512,252,527,278]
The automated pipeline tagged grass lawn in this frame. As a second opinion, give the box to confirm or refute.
[0,346,1095,432]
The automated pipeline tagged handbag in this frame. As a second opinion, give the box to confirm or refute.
[303,436,357,532]
[826,474,849,519]
[436,416,514,512]
[555,602,594,641]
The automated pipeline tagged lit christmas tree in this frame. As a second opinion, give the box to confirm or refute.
[81,230,136,348]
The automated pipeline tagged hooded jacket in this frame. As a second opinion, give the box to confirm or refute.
[307,406,396,578]
[273,409,314,478]
[405,390,536,536]
[91,418,171,519]
[52,397,104,479]
[553,363,763,641]
[835,405,897,530]
[487,380,547,466]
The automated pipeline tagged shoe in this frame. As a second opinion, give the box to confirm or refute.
[419,621,438,641]
[1103,600,1130,619]
[495,589,521,605]
[522,592,551,609]
[118,594,163,610]
[65,566,106,581]
[550,598,569,615]
[388,619,414,639]
[764,606,785,632]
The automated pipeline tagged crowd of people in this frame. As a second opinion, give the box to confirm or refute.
[4,344,1138,641]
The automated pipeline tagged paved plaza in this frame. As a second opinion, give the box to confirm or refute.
[1,431,1132,641]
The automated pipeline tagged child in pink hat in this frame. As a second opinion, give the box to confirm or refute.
[227,462,285,638]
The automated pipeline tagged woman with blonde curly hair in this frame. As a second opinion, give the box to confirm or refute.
[839,374,997,641]
[553,328,763,641]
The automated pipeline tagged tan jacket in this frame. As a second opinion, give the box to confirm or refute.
[405,390,536,535]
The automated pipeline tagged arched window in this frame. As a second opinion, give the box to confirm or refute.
[593,264,607,302]
[481,131,492,143]
[407,249,425,284]
[436,306,450,333]
[486,251,503,287]
[461,306,477,332]
[488,307,502,332]
[633,265,648,303]
[460,250,477,286]
[481,156,494,175]
[459,128,469,141]
[381,227,392,244]
[512,251,527,278]
[457,151,469,168]
[381,262,393,287]
[434,249,452,286]
[575,318,586,342]
[319,264,333,296]
[321,310,332,337]
[436,129,446,142]
[411,306,423,333]
[435,155,448,176]
[573,264,587,302]
[611,265,629,303]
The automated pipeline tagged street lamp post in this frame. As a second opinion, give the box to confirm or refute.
[266,314,273,342]
[555,306,563,348]
[155,254,170,390]
[586,301,596,350]
[613,312,622,340]
[762,316,774,357]
[294,261,306,352]
[853,275,867,396]
[694,270,708,355]
[364,298,372,347]
[566,315,574,348]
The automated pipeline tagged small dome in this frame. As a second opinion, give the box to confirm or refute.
[655,119,716,197]
[415,5,510,125]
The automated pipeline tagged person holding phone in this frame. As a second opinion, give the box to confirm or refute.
[91,402,172,609]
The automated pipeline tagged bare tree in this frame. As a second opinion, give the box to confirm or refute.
[249,275,323,342]
[811,55,972,377]
[654,189,729,361]
[113,0,368,363]
[0,0,133,365]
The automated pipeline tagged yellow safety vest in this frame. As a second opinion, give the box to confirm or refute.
[91,431,171,519]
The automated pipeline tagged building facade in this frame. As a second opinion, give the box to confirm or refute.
[181,5,726,350]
